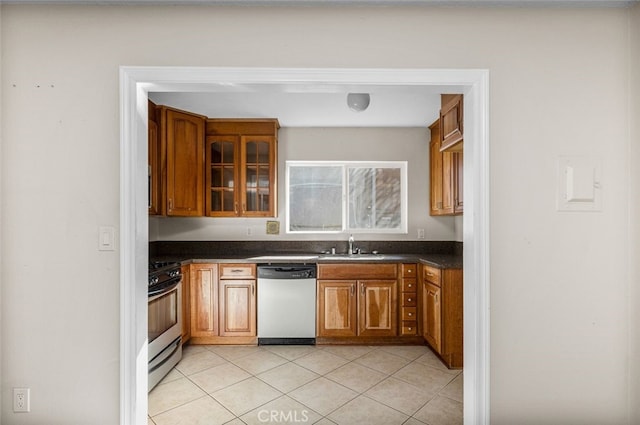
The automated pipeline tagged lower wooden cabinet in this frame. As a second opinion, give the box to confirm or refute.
[219,279,256,337]
[317,281,357,337]
[180,264,191,345]
[317,264,397,338]
[422,281,441,352]
[358,280,397,337]
[190,263,219,338]
[420,264,463,368]
[189,263,257,344]
[400,263,418,336]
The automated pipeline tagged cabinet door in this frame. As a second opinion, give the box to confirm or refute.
[181,265,191,344]
[358,280,398,337]
[166,109,205,216]
[317,281,357,337]
[429,121,454,215]
[429,121,444,215]
[241,135,276,217]
[190,264,218,337]
[454,152,463,214]
[206,136,240,217]
[219,280,256,336]
[440,94,463,152]
[423,281,441,353]
[148,101,161,216]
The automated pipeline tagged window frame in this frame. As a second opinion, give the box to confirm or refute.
[285,160,408,234]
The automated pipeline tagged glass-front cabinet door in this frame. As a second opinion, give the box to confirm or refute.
[206,134,276,217]
[206,136,240,216]
[241,136,276,217]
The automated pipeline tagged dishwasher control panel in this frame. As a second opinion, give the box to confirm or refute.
[257,265,317,280]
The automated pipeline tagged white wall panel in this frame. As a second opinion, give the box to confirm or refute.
[0,4,635,424]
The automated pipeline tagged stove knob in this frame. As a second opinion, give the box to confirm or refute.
[149,276,159,285]
[169,270,181,278]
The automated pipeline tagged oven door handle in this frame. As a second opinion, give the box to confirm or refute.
[148,277,181,299]
[149,336,182,373]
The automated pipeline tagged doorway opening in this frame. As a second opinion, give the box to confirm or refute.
[119,67,490,425]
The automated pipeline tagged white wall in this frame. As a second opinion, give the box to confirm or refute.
[153,127,457,242]
[0,4,636,424]
[629,3,640,424]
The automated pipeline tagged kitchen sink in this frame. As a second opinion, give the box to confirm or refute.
[318,253,386,261]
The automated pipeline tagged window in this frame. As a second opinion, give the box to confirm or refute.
[286,161,407,234]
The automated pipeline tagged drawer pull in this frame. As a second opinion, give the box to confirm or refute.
[408,284,413,288]
[426,272,435,277]
[230,269,244,273]
[407,298,412,302]
[408,312,413,317]
[408,327,413,331]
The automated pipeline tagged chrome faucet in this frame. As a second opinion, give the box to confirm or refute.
[348,234,355,255]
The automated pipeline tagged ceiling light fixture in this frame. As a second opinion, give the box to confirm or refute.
[347,93,370,112]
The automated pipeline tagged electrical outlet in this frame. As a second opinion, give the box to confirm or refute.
[246,226,252,236]
[13,388,30,413]
[417,228,425,239]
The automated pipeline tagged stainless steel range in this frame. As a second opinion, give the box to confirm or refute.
[148,261,182,391]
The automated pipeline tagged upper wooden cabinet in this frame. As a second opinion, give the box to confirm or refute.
[430,120,463,216]
[206,119,279,217]
[439,94,463,152]
[148,101,162,215]
[148,107,278,218]
[165,108,206,216]
[148,105,206,217]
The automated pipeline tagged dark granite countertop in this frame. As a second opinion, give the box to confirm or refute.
[150,240,463,269]
[156,253,462,269]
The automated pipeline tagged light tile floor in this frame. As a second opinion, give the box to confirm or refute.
[148,344,463,425]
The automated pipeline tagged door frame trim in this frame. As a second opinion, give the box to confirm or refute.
[119,66,491,425]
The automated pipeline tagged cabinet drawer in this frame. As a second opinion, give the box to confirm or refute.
[401,263,417,278]
[401,307,417,321]
[401,321,417,336]
[402,293,417,307]
[401,278,417,293]
[422,265,441,286]
[219,264,256,279]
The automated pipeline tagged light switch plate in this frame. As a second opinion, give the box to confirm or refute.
[557,156,602,212]
[99,226,116,251]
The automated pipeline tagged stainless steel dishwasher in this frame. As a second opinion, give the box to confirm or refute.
[257,264,317,345]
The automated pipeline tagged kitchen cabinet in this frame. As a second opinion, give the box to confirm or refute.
[317,281,357,337]
[206,119,279,217]
[148,100,162,216]
[165,107,206,216]
[317,263,397,338]
[190,263,218,338]
[429,119,463,216]
[439,94,463,152]
[218,264,256,337]
[189,263,257,343]
[399,263,418,336]
[180,264,191,345]
[420,264,463,369]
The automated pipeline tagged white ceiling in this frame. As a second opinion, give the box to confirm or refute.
[149,85,449,128]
